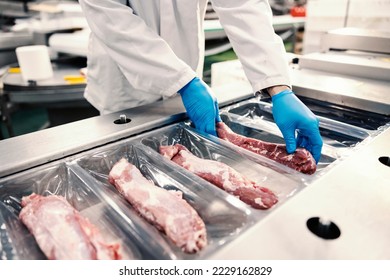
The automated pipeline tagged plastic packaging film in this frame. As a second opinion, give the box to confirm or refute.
[0,122,307,260]
[0,139,257,260]
[0,162,143,260]
[136,124,306,211]
[73,142,255,260]
[216,96,390,176]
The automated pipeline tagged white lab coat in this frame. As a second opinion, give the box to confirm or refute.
[79,0,291,114]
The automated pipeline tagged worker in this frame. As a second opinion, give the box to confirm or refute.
[78,0,323,163]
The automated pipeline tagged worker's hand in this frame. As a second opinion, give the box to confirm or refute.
[179,77,221,136]
[272,89,323,163]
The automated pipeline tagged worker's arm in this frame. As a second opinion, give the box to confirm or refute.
[78,0,195,97]
[211,0,291,91]
[212,1,322,162]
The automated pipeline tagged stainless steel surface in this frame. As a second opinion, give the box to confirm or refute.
[298,51,390,81]
[291,27,390,114]
[0,32,33,50]
[0,84,389,259]
[322,27,390,54]
[0,31,34,67]
[0,89,253,178]
[210,53,390,115]
[290,66,390,115]
[0,2,36,18]
[0,96,184,178]
[210,127,390,259]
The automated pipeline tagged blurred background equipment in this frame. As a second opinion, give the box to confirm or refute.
[303,0,390,54]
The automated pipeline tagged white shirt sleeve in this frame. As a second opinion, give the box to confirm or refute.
[78,0,196,96]
[211,0,292,92]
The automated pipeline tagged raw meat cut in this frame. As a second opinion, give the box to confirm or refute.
[159,144,278,210]
[216,122,317,174]
[19,193,121,260]
[108,158,207,254]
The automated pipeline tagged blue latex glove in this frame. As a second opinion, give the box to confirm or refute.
[272,89,323,163]
[179,77,221,136]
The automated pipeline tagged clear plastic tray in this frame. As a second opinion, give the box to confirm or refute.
[219,114,337,173]
[4,108,371,259]
[0,162,143,260]
[72,142,255,260]
[258,95,390,131]
[226,99,371,148]
[136,123,306,211]
[217,97,388,173]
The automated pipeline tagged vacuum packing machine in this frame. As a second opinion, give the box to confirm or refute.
[0,28,389,260]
